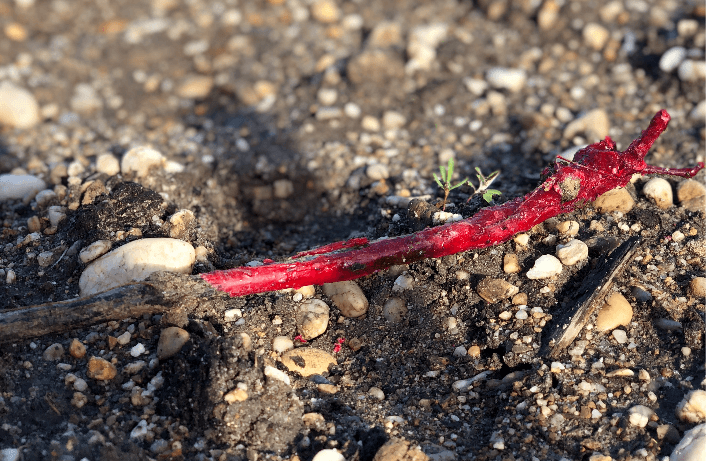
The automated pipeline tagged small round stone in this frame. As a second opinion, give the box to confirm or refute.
[87,356,117,381]
[596,292,633,332]
[583,23,610,50]
[383,297,407,323]
[676,390,706,423]
[593,188,635,213]
[312,449,345,461]
[296,299,330,340]
[556,239,589,266]
[659,46,687,73]
[322,281,368,318]
[157,327,190,360]
[628,405,655,428]
[526,255,562,279]
[486,67,527,92]
[43,343,65,361]
[643,177,673,209]
[368,387,385,400]
[503,254,520,273]
[272,336,294,353]
[688,277,706,298]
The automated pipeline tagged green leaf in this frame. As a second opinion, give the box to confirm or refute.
[482,189,502,203]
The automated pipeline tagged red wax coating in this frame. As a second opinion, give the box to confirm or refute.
[202,110,703,297]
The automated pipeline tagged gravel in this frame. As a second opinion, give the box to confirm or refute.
[0,0,704,460]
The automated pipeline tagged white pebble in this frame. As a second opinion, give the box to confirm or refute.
[660,46,687,73]
[643,177,673,209]
[0,448,20,461]
[121,146,165,177]
[368,387,385,400]
[678,60,706,82]
[526,255,562,279]
[35,189,57,208]
[322,280,368,317]
[556,239,589,266]
[382,110,406,130]
[79,238,195,297]
[224,309,242,321]
[0,174,46,201]
[272,336,294,353]
[79,240,112,264]
[264,365,291,386]
[453,346,467,357]
[0,80,40,129]
[96,153,121,176]
[344,102,361,118]
[612,329,628,344]
[628,405,655,428]
[676,390,706,423]
[486,67,527,92]
[671,423,706,461]
[47,205,66,227]
[312,449,345,461]
[366,163,389,180]
[392,273,414,292]
[130,343,146,357]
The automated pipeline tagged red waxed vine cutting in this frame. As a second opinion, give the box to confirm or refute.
[202,110,704,297]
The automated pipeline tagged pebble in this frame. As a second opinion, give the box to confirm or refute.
[368,21,403,48]
[453,346,467,357]
[642,177,673,209]
[372,438,428,461]
[281,348,336,377]
[157,327,190,359]
[382,111,406,130]
[628,405,655,428]
[383,297,407,323]
[130,343,146,357]
[514,233,530,246]
[322,281,368,317]
[556,220,580,237]
[475,277,519,303]
[296,299,330,340]
[688,277,706,298]
[0,448,20,461]
[121,146,166,177]
[344,102,361,118]
[654,318,682,331]
[223,308,242,322]
[272,336,294,353]
[592,188,635,213]
[310,0,340,23]
[312,449,345,461]
[79,240,112,264]
[0,80,40,128]
[486,67,527,92]
[670,423,706,461]
[176,75,213,99]
[87,356,117,381]
[96,153,121,176]
[563,109,610,141]
[70,83,103,113]
[677,179,706,212]
[595,292,633,331]
[35,189,57,208]
[264,365,291,386]
[366,163,389,180]
[43,343,65,361]
[526,255,562,279]
[224,388,248,403]
[503,254,520,273]
[678,60,706,82]
[0,174,46,201]
[406,23,448,73]
[69,339,86,359]
[79,238,196,297]
[432,211,462,224]
[611,329,628,344]
[583,23,610,50]
[659,46,687,73]
[537,0,559,30]
[368,387,385,400]
[676,390,706,423]
[556,239,589,266]
[361,115,381,132]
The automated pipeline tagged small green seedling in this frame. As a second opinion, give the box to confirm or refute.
[433,159,468,211]
[470,167,502,204]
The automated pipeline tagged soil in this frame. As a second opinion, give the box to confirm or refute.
[0,1,704,460]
